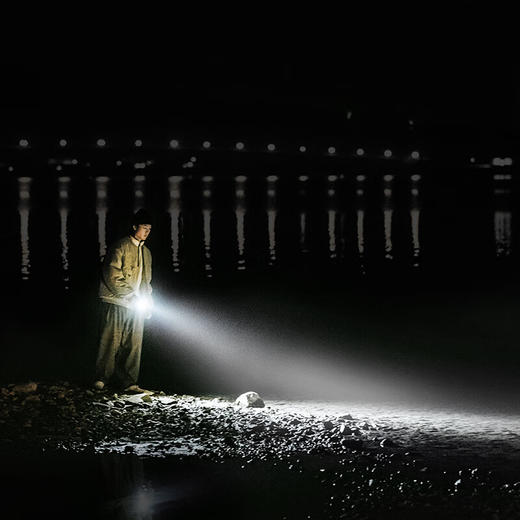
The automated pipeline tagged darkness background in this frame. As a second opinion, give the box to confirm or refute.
[1,3,518,146]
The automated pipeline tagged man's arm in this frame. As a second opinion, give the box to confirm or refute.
[101,244,135,297]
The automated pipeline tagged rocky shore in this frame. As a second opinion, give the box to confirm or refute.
[1,381,520,519]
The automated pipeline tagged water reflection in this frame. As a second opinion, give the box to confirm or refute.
[234,175,247,270]
[96,176,109,259]
[327,175,338,259]
[58,176,71,288]
[168,176,183,272]
[9,170,510,282]
[100,453,154,520]
[383,174,394,260]
[355,174,366,273]
[298,175,310,254]
[202,176,213,277]
[17,177,32,280]
[134,175,146,212]
[410,174,422,267]
[267,175,278,266]
[493,174,512,257]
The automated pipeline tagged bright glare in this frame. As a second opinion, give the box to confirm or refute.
[150,296,431,404]
[133,296,153,315]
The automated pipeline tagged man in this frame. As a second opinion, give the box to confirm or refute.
[93,208,154,393]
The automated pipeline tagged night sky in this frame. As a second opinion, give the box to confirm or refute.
[1,6,517,144]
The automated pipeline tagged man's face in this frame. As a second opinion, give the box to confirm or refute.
[133,224,152,241]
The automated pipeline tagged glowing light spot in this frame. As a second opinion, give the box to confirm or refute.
[328,189,335,196]
[328,175,338,182]
[202,176,213,182]
[134,139,143,147]
[411,174,421,181]
[267,175,278,182]
[96,138,106,147]
[356,174,366,182]
[267,143,276,151]
[190,156,197,162]
[470,157,476,163]
[71,159,78,165]
[202,141,211,149]
[299,175,309,182]
[356,189,364,196]
[235,175,247,183]
[235,142,245,150]
[169,139,179,149]
[19,139,29,147]
[384,149,392,158]
[59,139,67,147]
[299,145,307,152]
[328,146,336,155]
[411,150,420,159]
[504,157,513,166]
[116,160,122,166]
[356,148,365,156]
[383,174,394,182]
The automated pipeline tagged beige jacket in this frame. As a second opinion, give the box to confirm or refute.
[99,235,152,308]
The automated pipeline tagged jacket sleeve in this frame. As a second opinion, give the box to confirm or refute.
[101,244,135,297]
[142,248,153,296]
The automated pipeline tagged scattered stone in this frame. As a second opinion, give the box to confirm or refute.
[323,420,334,430]
[234,391,265,408]
[339,424,354,435]
[13,382,38,394]
[379,438,396,448]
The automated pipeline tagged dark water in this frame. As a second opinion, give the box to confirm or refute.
[2,166,520,407]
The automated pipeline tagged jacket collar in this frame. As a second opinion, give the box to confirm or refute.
[129,235,144,247]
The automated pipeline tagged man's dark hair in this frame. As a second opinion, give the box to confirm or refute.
[132,208,153,226]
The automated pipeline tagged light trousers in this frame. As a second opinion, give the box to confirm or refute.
[95,302,144,388]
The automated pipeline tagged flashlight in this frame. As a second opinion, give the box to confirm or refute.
[132,295,153,318]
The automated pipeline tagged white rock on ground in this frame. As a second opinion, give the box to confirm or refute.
[234,391,265,408]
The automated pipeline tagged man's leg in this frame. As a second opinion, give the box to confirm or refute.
[115,308,145,389]
[95,303,124,385]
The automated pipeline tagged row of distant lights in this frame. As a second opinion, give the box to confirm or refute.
[17,138,421,159]
[17,139,517,166]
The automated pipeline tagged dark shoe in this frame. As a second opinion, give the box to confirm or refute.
[123,384,153,394]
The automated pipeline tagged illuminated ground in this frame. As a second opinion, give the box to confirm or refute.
[1,382,520,518]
